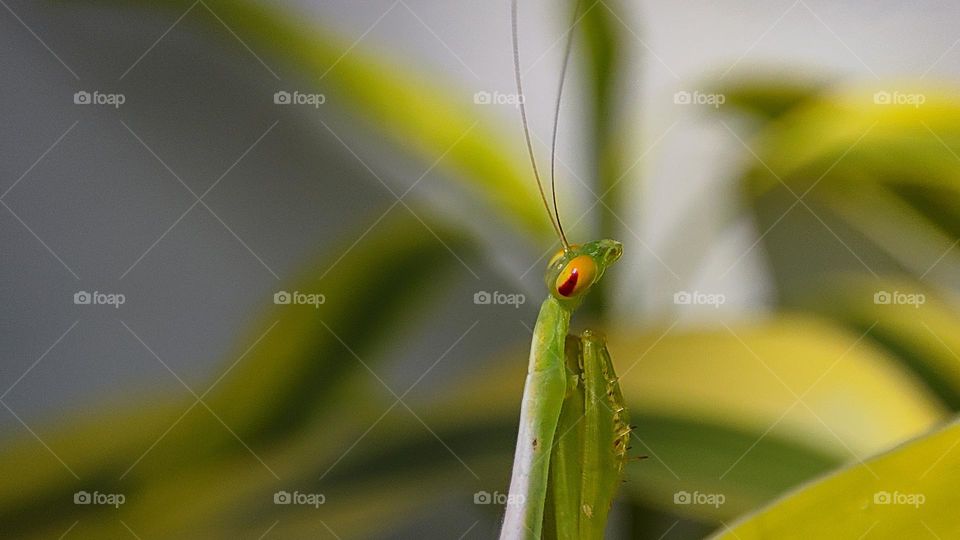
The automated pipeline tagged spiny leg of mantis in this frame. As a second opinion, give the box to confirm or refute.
[500,240,627,539]
[546,331,631,539]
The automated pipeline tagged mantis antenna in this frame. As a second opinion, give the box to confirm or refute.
[511,0,571,251]
[549,0,582,251]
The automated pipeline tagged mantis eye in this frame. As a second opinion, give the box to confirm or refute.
[555,255,597,297]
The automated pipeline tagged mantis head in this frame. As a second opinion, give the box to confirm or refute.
[545,239,622,308]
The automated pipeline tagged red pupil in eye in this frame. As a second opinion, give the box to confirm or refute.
[558,268,579,296]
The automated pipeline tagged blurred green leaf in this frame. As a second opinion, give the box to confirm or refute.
[718,72,828,121]
[726,83,960,300]
[0,211,473,537]
[711,416,960,539]
[609,316,947,520]
[579,0,630,315]
[802,277,960,410]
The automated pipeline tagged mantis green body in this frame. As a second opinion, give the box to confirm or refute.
[500,241,629,539]
[501,1,632,537]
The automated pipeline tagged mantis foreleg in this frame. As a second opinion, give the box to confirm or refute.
[500,297,571,539]
[546,330,631,539]
[576,330,630,538]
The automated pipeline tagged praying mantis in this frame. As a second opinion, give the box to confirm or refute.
[500,0,631,538]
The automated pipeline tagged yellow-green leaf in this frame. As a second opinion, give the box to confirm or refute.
[711,416,960,539]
